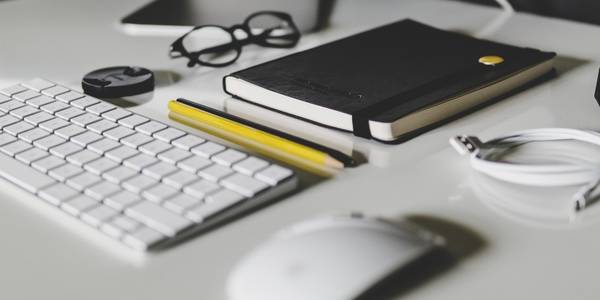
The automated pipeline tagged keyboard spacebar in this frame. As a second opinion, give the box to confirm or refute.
[0,154,56,193]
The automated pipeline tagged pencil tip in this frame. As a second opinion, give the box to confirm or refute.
[325,157,345,169]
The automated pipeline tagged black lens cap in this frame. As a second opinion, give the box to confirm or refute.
[82,66,154,98]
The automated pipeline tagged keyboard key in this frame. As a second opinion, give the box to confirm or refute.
[126,201,192,237]
[22,78,55,91]
[61,195,99,216]
[205,188,245,203]
[70,96,100,109]
[87,119,118,134]
[164,194,201,214]
[13,90,41,102]
[101,215,141,239]
[191,141,225,158]
[0,115,20,128]
[66,172,102,191]
[119,114,148,128]
[48,164,84,182]
[123,153,158,171]
[198,164,234,182]
[186,190,245,223]
[102,165,138,184]
[136,121,167,135]
[39,117,70,132]
[66,149,100,166]
[85,181,121,200]
[71,113,102,127]
[109,215,141,233]
[163,170,199,189]
[24,111,54,125]
[233,157,269,175]
[0,152,56,193]
[105,146,139,163]
[33,134,66,150]
[1,140,32,156]
[0,94,9,103]
[142,161,178,179]
[172,135,205,150]
[123,174,158,193]
[255,165,293,185]
[121,133,153,148]
[153,127,185,143]
[157,148,191,164]
[102,108,131,121]
[104,126,135,141]
[178,156,212,173]
[10,106,40,119]
[105,190,142,211]
[84,157,118,175]
[0,100,25,113]
[4,121,35,136]
[142,183,179,203]
[55,124,87,139]
[49,142,83,158]
[56,91,84,103]
[26,95,55,108]
[15,148,49,165]
[0,84,27,96]
[0,133,17,146]
[139,140,172,156]
[71,131,103,147]
[32,156,66,173]
[81,205,119,228]
[87,138,120,154]
[221,173,269,197]
[40,101,69,114]
[55,107,85,120]
[41,85,69,97]
[183,179,220,198]
[86,102,116,115]
[122,227,164,250]
[39,183,79,206]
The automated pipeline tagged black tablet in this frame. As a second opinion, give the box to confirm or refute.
[120,0,335,35]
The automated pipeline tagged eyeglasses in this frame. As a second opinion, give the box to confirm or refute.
[169,11,301,68]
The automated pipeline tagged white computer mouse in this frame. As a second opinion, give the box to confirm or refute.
[226,213,444,300]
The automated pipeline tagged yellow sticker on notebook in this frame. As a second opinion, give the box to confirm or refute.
[478,55,504,66]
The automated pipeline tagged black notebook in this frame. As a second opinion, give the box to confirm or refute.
[223,19,555,142]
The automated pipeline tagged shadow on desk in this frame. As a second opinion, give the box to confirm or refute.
[356,215,487,300]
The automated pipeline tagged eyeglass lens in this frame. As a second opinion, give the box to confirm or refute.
[182,26,239,65]
[247,13,297,46]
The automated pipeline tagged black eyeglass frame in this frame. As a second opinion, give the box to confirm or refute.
[169,11,301,68]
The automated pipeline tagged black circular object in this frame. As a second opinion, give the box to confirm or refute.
[82,66,154,98]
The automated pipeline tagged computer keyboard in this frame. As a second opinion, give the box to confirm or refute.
[0,79,297,251]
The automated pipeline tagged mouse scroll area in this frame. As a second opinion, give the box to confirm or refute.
[226,215,444,300]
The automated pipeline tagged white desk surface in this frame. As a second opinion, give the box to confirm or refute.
[2,0,600,299]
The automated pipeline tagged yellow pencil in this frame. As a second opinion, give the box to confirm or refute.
[167,100,345,173]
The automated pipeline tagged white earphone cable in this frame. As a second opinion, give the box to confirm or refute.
[451,128,600,212]
[493,0,514,13]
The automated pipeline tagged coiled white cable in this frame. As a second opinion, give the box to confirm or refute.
[450,128,600,212]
